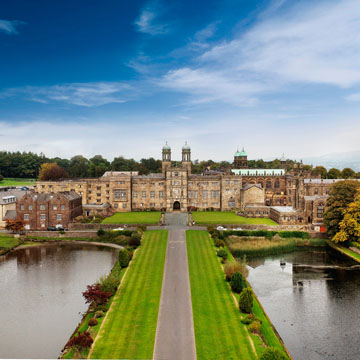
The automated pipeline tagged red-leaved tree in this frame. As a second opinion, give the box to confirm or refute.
[82,283,112,306]
[5,219,25,233]
[66,331,93,352]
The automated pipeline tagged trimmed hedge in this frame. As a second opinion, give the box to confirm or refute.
[224,230,310,239]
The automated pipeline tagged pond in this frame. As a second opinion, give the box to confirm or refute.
[0,243,118,359]
[247,248,360,360]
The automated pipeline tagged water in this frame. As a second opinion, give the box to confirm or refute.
[247,249,360,360]
[0,243,118,359]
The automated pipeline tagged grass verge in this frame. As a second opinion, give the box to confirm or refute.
[0,234,20,255]
[186,230,258,360]
[326,240,360,263]
[192,212,278,225]
[0,178,35,186]
[89,230,168,359]
[101,211,162,224]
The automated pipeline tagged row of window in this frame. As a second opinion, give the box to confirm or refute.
[189,190,220,199]
[133,191,164,198]
[20,204,66,211]
[23,214,62,221]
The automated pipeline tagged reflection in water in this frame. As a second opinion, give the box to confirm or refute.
[0,243,118,359]
[247,249,360,360]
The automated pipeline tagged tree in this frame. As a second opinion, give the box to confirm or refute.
[69,155,90,178]
[38,162,69,180]
[0,174,3,182]
[118,249,130,268]
[342,168,356,179]
[260,347,288,360]
[66,331,93,353]
[327,168,342,179]
[312,166,327,179]
[82,283,112,306]
[89,155,111,177]
[323,180,360,238]
[5,219,25,233]
[230,272,246,293]
[239,288,253,314]
[333,191,360,243]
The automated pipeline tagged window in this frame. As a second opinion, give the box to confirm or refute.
[61,205,65,210]
[20,205,25,210]
[203,190,208,199]
[57,214,62,221]
[25,224,30,230]
[275,180,280,189]
[114,204,118,208]
[97,186,101,190]
[123,203,127,208]
[53,205,57,210]
[228,198,235,208]
[97,193,101,197]
[193,191,198,199]
[150,191,155,198]
[314,188,319,195]
[150,203,155,207]
[41,223,45,228]
[24,214,29,220]
[317,203,325,218]
[40,205,46,210]
[174,172,179,177]
[189,191,192,199]
[40,214,46,220]
[142,191,146,198]
[133,191,138,198]
[266,181,272,189]
[28,205,32,210]
[211,190,219,199]
[114,189,126,199]
[159,191,164,198]
[151,183,155,186]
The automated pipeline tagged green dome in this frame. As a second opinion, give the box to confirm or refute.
[234,147,247,157]
[162,141,171,151]
[182,141,191,150]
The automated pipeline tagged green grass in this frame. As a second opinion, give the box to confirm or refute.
[101,211,162,224]
[326,240,360,263]
[192,211,278,225]
[0,234,20,252]
[0,178,35,186]
[89,230,168,359]
[186,230,259,360]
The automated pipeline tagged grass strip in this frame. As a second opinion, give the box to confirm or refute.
[89,230,168,359]
[326,240,360,263]
[101,211,162,224]
[192,212,278,225]
[186,230,257,360]
[0,178,35,186]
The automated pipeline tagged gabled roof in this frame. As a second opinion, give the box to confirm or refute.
[242,183,263,191]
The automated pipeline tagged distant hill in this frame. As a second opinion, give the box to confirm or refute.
[302,151,360,171]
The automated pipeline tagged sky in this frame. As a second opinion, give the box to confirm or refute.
[1,0,360,163]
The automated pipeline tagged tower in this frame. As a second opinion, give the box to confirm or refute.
[280,153,287,169]
[182,141,191,174]
[162,142,171,174]
[234,147,248,169]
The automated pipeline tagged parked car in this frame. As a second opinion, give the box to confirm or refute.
[47,226,57,231]
[111,227,124,231]
[233,227,243,231]
[216,226,227,231]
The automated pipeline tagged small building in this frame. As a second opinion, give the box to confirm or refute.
[17,191,82,230]
[270,206,298,224]
[83,202,111,217]
[0,188,27,228]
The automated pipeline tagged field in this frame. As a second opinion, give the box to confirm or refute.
[0,178,35,187]
[192,211,278,225]
[89,230,168,359]
[186,230,259,359]
[0,234,20,252]
[101,211,162,224]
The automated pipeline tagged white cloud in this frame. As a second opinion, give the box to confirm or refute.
[134,2,168,35]
[0,82,135,107]
[344,93,360,102]
[160,0,360,104]
[0,19,24,34]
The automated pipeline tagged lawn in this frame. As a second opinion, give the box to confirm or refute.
[186,230,259,360]
[0,234,20,253]
[192,211,278,225]
[326,240,360,263]
[101,211,162,224]
[0,178,35,186]
[89,230,168,359]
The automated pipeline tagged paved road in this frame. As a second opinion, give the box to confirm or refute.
[153,213,196,360]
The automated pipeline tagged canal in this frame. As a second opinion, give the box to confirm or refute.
[247,248,360,360]
[0,243,118,359]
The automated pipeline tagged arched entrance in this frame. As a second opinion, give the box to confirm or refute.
[173,201,181,210]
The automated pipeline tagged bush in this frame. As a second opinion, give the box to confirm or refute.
[217,249,228,260]
[0,174,3,182]
[94,304,108,313]
[88,317,98,326]
[127,249,134,261]
[129,232,141,247]
[97,228,105,237]
[214,238,225,248]
[224,259,248,281]
[249,320,262,334]
[136,225,147,232]
[260,347,288,360]
[118,249,130,268]
[241,313,261,325]
[95,310,105,318]
[230,272,246,293]
[239,288,253,314]
[99,274,119,294]
[66,331,93,351]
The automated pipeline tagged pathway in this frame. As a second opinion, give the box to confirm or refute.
[153,213,196,360]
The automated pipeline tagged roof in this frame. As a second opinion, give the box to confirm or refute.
[182,141,190,150]
[270,206,297,213]
[133,173,165,179]
[304,195,328,201]
[102,171,138,177]
[234,147,247,157]
[232,169,285,176]
[4,210,17,220]
[0,189,27,205]
[242,183,263,191]
[28,191,81,202]
[162,141,171,151]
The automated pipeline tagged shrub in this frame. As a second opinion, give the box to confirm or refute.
[88,317,98,326]
[82,284,112,306]
[241,313,260,325]
[127,249,134,261]
[217,249,228,260]
[207,226,215,232]
[224,259,248,281]
[0,174,3,182]
[118,249,130,268]
[95,310,105,318]
[136,225,147,232]
[97,228,105,237]
[99,274,119,294]
[214,238,225,248]
[230,272,246,293]
[66,331,93,351]
[260,347,288,360]
[249,320,262,334]
[94,304,108,312]
[239,288,253,314]
[129,232,141,247]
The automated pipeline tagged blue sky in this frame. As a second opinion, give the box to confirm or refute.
[1,0,360,162]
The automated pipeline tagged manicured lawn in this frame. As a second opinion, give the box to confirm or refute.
[186,230,258,360]
[192,211,278,225]
[89,230,168,359]
[0,178,35,186]
[0,234,19,251]
[101,211,162,224]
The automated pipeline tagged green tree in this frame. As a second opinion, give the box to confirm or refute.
[327,168,342,179]
[118,249,130,268]
[239,288,253,314]
[260,347,288,360]
[312,166,327,179]
[333,191,360,243]
[69,155,90,178]
[323,180,360,238]
[230,272,246,293]
[342,168,356,179]
[89,155,111,177]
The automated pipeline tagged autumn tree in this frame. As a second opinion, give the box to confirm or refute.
[333,191,360,243]
[342,168,356,179]
[327,168,342,179]
[82,283,112,306]
[38,162,69,181]
[5,219,25,233]
[312,166,327,179]
[323,180,360,238]
[66,331,93,353]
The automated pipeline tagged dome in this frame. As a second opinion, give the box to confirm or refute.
[235,147,247,157]
[280,153,286,162]
[182,141,191,150]
[162,141,171,151]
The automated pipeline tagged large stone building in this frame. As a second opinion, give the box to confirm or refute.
[34,143,353,225]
